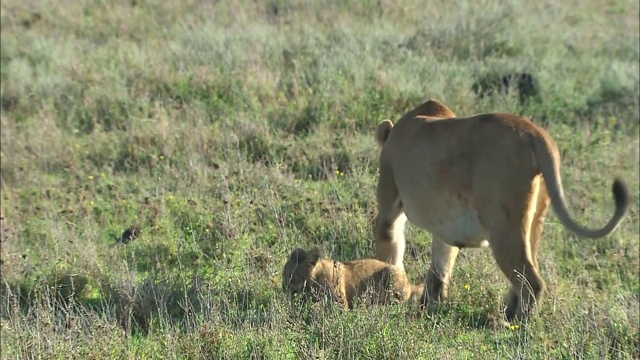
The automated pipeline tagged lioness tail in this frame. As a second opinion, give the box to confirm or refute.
[531,134,631,238]
[375,120,394,147]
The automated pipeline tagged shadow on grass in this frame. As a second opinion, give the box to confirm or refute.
[412,302,507,331]
[0,268,286,338]
[0,272,193,336]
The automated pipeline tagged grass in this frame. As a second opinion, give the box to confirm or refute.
[1,0,639,358]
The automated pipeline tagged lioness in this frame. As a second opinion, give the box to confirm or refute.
[282,247,424,308]
[373,99,631,322]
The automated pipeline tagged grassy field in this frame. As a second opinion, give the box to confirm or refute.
[1,0,639,358]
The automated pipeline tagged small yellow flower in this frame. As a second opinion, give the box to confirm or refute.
[481,345,487,351]
[205,229,209,233]
[159,155,164,160]
[222,252,226,258]
[89,201,94,206]
[510,324,520,330]
[88,175,94,180]
[75,144,80,149]
[464,284,471,291]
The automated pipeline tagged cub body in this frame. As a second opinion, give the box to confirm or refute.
[282,248,423,308]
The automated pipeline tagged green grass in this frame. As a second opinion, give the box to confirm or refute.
[1,0,639,359]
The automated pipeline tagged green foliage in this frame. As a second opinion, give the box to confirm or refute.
[1,0,638,358]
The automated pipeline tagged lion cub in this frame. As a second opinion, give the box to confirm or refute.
[282,247,423,308]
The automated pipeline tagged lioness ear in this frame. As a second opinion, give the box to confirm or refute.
[375,120,394,147]
[288,248,308,264]
[308,247,323,266]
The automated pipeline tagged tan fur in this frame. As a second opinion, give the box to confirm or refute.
[282,248,424,308]
[373,99,631,322]
[375,99,456,147]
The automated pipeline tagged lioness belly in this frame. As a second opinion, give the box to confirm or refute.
[403,201,488,248]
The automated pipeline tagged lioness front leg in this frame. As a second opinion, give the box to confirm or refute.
[421,238,460,313]
[375,165,407,269]
[375,213,407,269]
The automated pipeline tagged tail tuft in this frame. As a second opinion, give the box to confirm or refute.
[612,178,631,214]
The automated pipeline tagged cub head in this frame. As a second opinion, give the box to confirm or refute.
[281,247,323,302]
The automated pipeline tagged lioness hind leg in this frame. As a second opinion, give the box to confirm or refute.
[375,167,407,269]
[490,232,546,322]
[479,173,547,322]
[502,262,545,322]
[529,180,551,270]
[501,188,550,322]
[421,238,460,313]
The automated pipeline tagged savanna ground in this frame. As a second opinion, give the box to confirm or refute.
[1,0,639,359]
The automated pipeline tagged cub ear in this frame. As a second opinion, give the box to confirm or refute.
[288,248,308,264]
[308,247,323,266]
